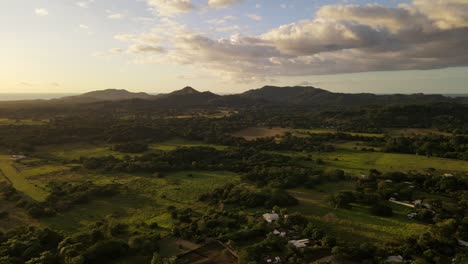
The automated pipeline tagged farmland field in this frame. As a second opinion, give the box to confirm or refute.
[0,118,48,126]
[42,170,240,232]
[149,138,227,151]
[0,155,49,201]
[231,127,291,140]
[288,182,431,244]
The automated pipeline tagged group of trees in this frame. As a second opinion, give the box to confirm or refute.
[199,184,298,208]
[0,219,162,264]
[0,181,119,218]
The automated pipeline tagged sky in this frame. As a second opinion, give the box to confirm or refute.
[0,0,467,95]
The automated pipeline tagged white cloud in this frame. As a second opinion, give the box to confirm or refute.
[147,0,195,16]
[79,24,89,29]
[106,10,126,20]
[76,0,95,9]
[116,0,468,81]
[35,8,49,16]
[208,0,245,8]
[246,14,262,21]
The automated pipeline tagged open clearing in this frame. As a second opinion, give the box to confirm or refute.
[37,139,227,161]
[268,147,468,175]
[42,170,241,232]
[149,139,227,151]
[288,182,430,244]
[315,150,468,175]
[295,128,384,138]
[0,118,48,126]
[231,127,291,140]
[0,155,49,201]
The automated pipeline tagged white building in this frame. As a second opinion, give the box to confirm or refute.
[288,239,309,248]
[263,213,279,223]
[384,255,404,263]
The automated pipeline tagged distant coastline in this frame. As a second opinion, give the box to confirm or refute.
[0,93,77,101]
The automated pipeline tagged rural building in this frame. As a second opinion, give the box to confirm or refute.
[388,198,415,208]
[384,255,404,263]
[10,155,26,161]
[444,173,454,177]
[288,239,309,248]
[272,229,286,237]
[263,213,279,223]
[458,239,468,247]
[407,212,417,219]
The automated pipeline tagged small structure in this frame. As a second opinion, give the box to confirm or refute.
[458,239,468,247]
[407,212,417,219]
[384,179,393,183]
[388,198,415,208]
[266,256,281,263]
[384,255,404,263]
[444,173,454,177]
[272,229,286,237]
[10,155,26,161]
[263,213,279,223]
[288,239,309,249]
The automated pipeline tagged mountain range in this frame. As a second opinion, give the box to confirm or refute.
[57,86,458,107]
[1,86,464,109]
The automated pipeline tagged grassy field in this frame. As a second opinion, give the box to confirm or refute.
[295,128,384,138]
[267,146,468,175]
[0,118,48,126]
[386,128,454,137]
[231,127,291,140]
[315,150,468,175]
[0,155,49,201]
[37,139,227,161]
[37,143,126,161]
[149,139,227,151]
[288,182,430,244]
[42,170,240,232]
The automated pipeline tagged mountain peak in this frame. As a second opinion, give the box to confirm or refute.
[64,89,152,102]
[170,86,200,95]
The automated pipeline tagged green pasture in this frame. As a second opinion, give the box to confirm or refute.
[42,170,240,232]
[149,139,227,151]
[0,118,48,126]
[0,155,48,201]
[288,182,430,244]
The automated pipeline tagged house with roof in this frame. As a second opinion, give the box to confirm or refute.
[384,255,404,263]
[263,213,279,223]
[288,239,309,249]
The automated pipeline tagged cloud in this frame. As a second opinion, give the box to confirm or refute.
[207,15,237,25]
[35,8,49,16]
[128,44,166,54]
[76,0,95,9]
[117,0,468,81]
[147,0,195,16]
[246,14,262,21]
[208,0,245,8]
[107,10,126,20]
[79,24,89,29]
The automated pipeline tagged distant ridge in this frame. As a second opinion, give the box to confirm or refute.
[0,85,461,109]
[61,89,153,102]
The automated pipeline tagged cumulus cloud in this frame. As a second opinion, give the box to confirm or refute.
[35,8,49,16]
[147,0,195,16]
[117,0,468,81]
[208,0,245,8]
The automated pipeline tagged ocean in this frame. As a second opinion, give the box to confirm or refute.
[0,93,77,101]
